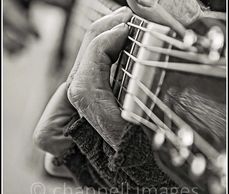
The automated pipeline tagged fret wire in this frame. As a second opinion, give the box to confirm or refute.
[117,18,145,101]
[128,36,226,66]
[127,22,195,51]
[121,68,220,161]
[123,51,226,78]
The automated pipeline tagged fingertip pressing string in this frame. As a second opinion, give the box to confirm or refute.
[128,0,186,37]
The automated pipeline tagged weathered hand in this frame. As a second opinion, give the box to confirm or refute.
[67,7,133,150]
[33,7,133,155]
[34,0,203,156]
[33,83,75,156]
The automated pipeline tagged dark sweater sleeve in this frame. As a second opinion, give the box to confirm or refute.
[61,116,177,191]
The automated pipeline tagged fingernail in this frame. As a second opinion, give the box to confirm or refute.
[113,6,129,14]
[111,23,128,31]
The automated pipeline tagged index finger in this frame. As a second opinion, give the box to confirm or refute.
[67,6,133,87]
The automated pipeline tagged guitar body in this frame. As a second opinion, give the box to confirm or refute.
[113,16,226,194]
[155,69,225,193]
[155,20,226,194]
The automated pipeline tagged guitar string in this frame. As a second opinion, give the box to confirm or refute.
[123,50,226,78]
[116,84,183,146]
[130,15,218,55]
[127,36,226,66]
[76,4,200,55]
[112,76,222,176]
[118,102,223,178]
[127,22,195,51]
[111,75,222,174]
[112,69,221,162]
[75,3,221,60]
[113,82,188,152]
[112,18,222,160]
[71,4,224,179]
[110,13,224,175]
[120,67,220,160]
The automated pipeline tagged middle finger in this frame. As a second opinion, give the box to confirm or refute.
[67,6,133,86]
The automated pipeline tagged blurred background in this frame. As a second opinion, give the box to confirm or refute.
[3,0,93,193]
[3,1,76,194]
[3,0,124,193]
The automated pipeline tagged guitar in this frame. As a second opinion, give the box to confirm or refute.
[111,14,226,194]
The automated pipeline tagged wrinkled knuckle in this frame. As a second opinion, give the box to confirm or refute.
[68,84,84,109]
[91,35,104,47]
[87,22,100,37]
[91,35,110,53]
[68,83,91,113]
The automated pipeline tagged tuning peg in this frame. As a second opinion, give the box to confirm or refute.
[183,30,197,47]
[170,148,185,167]
[207,26,224,61]
[191,154,206,177]
[208,26,224,50]
[216,153,226,175]
[153,130,165,149]
[177,127,194,147]
[208,50,220,61]
[179,147,190,159]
